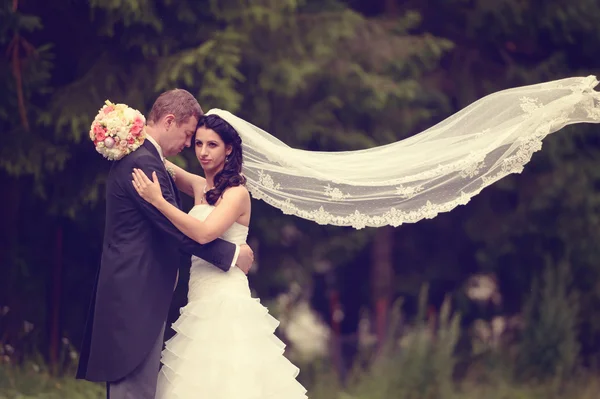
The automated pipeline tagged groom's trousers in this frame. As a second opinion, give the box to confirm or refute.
[106,323,166,399]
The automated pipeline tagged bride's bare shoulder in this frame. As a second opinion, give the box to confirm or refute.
[222,185,250,202]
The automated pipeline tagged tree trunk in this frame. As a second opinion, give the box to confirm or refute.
[371,226,394,350]
[49,224,63,373]
[326,271,345,382]
[384,0,398,15]
[0,174,21,301]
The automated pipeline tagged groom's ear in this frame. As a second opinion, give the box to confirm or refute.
[163,114,176,129]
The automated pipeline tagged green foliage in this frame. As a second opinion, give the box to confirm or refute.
[0,363,104,399]
[338,286,461,399]
[0,4,60,183]
[455,375,600,399]
[2,361,598,399]
[0,283,596,399]
[301,285,597,399]
[516,260,580,380]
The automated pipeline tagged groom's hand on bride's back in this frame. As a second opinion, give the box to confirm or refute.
[236,244,254,274]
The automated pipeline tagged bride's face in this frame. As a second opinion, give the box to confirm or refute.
[194,126,231,173]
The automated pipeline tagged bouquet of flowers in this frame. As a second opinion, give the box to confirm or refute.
[90,100,146,160]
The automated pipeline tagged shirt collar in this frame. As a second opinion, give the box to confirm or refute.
[145,134,164,162]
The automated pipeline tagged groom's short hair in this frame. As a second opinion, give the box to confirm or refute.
[147,89,203,126]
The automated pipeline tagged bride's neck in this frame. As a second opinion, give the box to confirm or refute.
[204,174,215,189]
[204,167,223,189]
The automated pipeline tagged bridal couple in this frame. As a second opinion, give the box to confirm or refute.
[77,89,306,399]
[77,75,600,398]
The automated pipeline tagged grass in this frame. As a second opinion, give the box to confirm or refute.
[0,361,103,399]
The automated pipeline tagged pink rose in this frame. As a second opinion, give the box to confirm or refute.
[104,105,114,114]
[127,136,135,145]
[130,124,143,136]
[95,130,106,142]
[93,124,107,141]
[130,117,144,136]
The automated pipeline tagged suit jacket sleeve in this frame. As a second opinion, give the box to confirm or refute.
[123,153,237,272]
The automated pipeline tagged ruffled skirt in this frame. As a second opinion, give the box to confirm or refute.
[155,265,307,399]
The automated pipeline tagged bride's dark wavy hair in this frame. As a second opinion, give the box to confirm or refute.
[197,114,246,205]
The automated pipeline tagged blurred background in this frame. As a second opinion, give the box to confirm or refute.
[2,0,600,398]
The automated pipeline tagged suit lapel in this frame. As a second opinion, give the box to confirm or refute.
[142,141,181,209]
[167,172,181,208]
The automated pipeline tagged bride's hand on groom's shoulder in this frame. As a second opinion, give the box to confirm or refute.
[132,168,164,206]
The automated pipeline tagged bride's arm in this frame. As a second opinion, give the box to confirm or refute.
[132,168,248,244]
[165,159,205,198]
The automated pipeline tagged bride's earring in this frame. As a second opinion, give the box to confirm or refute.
[225,155,229,163]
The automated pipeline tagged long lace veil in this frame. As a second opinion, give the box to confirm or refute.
[207,76,600,229]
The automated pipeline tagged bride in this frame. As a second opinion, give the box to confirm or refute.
[131,114,307,399]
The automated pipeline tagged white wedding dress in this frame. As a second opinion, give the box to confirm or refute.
[155,204,308,399]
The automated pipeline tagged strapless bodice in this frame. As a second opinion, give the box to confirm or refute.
[187,204,250,302]
[188,204,249,245]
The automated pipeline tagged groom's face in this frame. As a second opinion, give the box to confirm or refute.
[162,115,198,157]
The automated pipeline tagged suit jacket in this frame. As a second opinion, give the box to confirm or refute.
[76,140,237,382]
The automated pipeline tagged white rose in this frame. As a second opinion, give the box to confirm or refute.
[123,107,137,121]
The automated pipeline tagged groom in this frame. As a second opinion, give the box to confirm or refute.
[76,89,254,398]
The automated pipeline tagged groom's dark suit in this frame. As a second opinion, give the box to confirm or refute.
[76,140,237,387]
